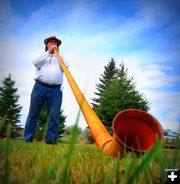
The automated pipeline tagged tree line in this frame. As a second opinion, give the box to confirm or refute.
[0,59,150,142]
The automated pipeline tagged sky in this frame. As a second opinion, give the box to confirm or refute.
[0,0,180,132]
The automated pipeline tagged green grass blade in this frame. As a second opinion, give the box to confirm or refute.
[115,156,120,184]
[128,141,161,184]
[171,136,180,168]
[3,124,11,184]
[61,108,81,184]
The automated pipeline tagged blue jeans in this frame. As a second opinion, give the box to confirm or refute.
[24,82,62,143]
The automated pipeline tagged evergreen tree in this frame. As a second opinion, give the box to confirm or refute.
[0,74,22,137]
[92,61,150,132]
[91,58,118,110]
[58,109,66,139]
[35,104,48,140]
[35,104,66,140]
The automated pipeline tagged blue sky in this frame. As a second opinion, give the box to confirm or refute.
[0,0,180,131]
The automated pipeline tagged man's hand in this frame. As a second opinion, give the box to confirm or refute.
[48,44,57,54]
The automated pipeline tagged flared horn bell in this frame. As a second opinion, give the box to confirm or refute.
[54,48,164,157]
[112,109,164,154]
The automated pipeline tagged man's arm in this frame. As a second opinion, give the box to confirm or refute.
[33,45,58,69]
[32,52,50,69]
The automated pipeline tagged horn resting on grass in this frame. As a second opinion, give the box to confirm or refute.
[54,48,164,157]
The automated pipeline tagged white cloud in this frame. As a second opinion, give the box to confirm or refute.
[142,90,180,131]
[121,54,180,89]
[135,65,180,89]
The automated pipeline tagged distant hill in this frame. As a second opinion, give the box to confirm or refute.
[164,129,180,137]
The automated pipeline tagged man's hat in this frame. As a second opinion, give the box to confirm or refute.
[44,36,62,46]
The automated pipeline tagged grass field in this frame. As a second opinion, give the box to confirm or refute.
[0,138,180,184]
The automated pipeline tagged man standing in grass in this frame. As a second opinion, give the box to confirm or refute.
[24,35,64,144]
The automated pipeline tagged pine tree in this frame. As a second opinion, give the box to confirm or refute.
[35,104,48,140]
[92,61,150,132]
[91,58,117,110]
[35,104,66,140]
[58,109,66,139]
[0,74,22,137]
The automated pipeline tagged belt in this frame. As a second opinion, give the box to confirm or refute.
[35,80,61,88]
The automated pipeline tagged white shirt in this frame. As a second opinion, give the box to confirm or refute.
[33,51,64,85]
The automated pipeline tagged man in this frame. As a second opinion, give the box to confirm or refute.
[24,35,64,144]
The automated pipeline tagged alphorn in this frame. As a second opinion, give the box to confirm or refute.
[54,48,164,157]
